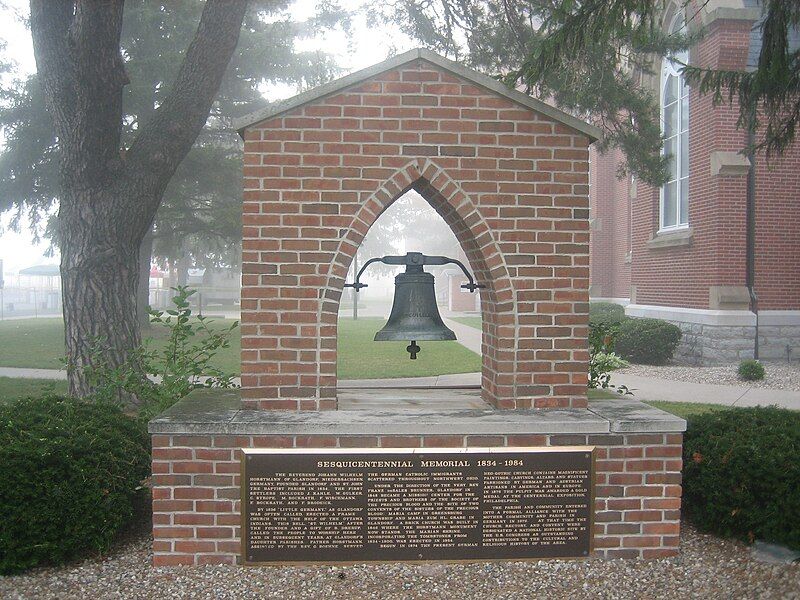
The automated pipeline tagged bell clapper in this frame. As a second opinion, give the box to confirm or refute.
[406,341,421,360]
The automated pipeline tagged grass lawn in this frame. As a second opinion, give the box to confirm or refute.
[587,388,726,419]
[0,317,241,373]
[0,317,482,380]
[450,316,482,330]
[645,400,726,420]
[0,377,68,404]
[337,317,481,379]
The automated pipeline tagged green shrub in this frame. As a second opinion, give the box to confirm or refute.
[84,285,238,420]
[615,317,682,364]
[588,320,630,393]
[738,359,766,381]
[589,302,627,326]
[683,407,800,550]
[0,396,150,574]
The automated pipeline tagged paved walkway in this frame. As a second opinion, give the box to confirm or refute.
[5,366,798,409]
[441,317,800,410]
[611,372,800,410]
[0,367,67,380]
[444,317,482,354]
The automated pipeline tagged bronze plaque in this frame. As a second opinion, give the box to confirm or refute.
[241,447,594,564]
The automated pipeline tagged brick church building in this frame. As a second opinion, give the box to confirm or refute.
[589,0,800,364]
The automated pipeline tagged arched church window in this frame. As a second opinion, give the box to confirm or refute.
[660,11,690,230]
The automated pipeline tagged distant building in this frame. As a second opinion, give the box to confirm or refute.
[589,1,800,364]
[3,264,62,316]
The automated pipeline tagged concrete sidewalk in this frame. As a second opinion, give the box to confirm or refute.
[444,317,481,354]
[0,367,67,380]
[2,363,799,412]
[442,317,800,410]
[612,373,800,410]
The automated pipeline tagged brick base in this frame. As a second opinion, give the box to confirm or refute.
[151,431,683,565]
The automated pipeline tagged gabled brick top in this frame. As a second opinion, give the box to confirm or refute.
[235,48,601,142]
[239,46,595,411]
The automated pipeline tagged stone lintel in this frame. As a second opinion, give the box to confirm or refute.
[148,390,686,436]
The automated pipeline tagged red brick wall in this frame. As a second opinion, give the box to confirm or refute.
[753,142,800,310]
[631,17,754,309]
[589,147,631,299]
[151,432,683,565]
[241,58,593,411]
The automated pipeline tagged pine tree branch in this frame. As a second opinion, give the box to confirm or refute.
[124,0,249,225]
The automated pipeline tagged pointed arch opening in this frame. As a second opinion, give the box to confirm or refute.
[319,160,517,409]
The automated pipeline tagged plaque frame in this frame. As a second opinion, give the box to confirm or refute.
[240,446,596,566]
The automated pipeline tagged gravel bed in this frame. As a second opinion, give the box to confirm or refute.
[1,522,798,599]
[619,361,800,391]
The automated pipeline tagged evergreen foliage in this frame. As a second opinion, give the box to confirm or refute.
[738,359,766,381]
[0,1,346,266]
[0,396,150,574]
[379,0,800,182]
[376,0,688,184]
[615,317,682,364]
[683,406,800,551]
[589,302,627,326]
[683,0,800,157]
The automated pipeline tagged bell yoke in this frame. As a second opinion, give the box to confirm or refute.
[344,252,485,359]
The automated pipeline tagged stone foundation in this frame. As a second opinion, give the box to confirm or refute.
[626,305,800,365]
[148,391,686,565]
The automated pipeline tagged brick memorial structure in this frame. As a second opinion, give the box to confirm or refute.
[148,49,686,566]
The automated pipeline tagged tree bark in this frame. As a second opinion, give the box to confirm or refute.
[177,253,191,287]
[30,0,249,403]
[60,187,143,401]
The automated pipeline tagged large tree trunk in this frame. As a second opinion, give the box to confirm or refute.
[177,253,191,287]
[30,0,248,405]
[60,188,143,403]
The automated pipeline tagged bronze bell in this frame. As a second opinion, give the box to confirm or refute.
[345,252,484,359]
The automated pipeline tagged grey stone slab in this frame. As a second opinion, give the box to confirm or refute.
[217,407,609,436]
[588,398,687,433]
[149,388,686,437]
[338,376,440,388]
[338,388,490,410]
[751,541,800,564]
[152,389,241,429]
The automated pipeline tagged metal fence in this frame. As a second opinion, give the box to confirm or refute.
[0,285,241,320]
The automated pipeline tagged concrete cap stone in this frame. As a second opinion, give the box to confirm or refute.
[148,389,687,436]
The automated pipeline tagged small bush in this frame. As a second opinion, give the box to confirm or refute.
[588,319,629,392]
[0,396,150,574]
[738,359,766,381]
[615,318,682,364]
[683,406,800,550]
[589,302,627,326]
[85,286,238,420]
